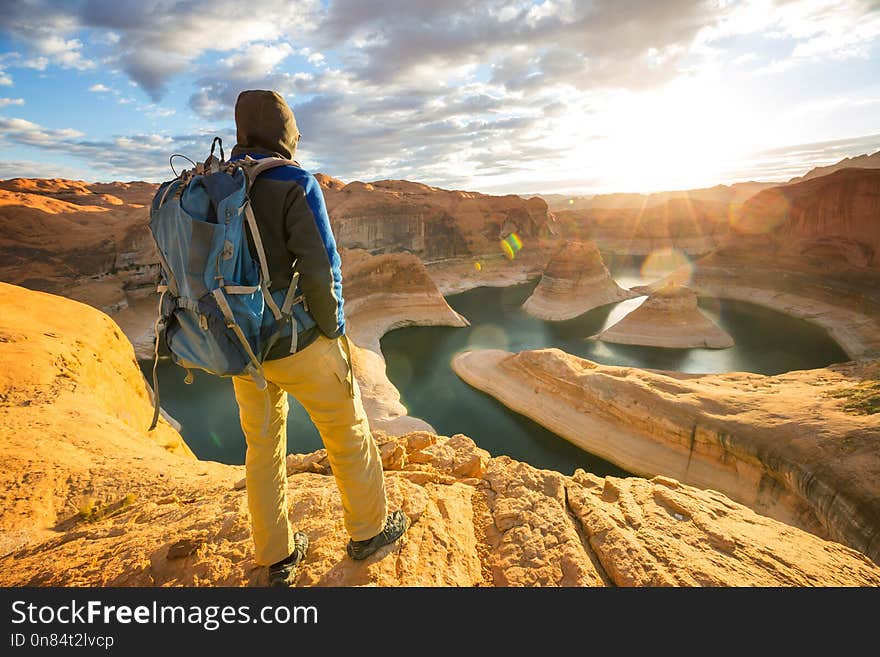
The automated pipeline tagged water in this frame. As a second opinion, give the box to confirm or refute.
[142,270,848,473]
[379,280,848,475]
[141,365,323,465]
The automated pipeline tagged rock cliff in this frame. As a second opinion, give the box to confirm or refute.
[0,176,556,349]
[555,198,732,255]
[319,176,554,259]
[451,347,880,562]
[340,248,469,436]
[693,169,880,359]
[1,283,878,586]
[789,150,880,184]
[542,181,771,212]
[522,241,637,320]
[595,285,734,349]
[0,178,161,316]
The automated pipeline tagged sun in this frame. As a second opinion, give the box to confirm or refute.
[584,79,762,193]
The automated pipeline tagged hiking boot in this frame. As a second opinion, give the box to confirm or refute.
[346,510,409,561]
[268,531,309,587]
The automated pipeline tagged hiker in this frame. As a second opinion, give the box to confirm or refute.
[229,90,407,587]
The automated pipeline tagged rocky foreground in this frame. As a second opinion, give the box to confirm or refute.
[452,348,880,563]
[1,282,878,586]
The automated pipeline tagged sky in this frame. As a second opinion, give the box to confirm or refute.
[0,0,878,195]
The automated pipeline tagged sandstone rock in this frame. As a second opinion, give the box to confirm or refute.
[0,179,160,320]
[567,471,880,586]
[522,241,637,320]
[451,347,880,563]
[553,197,735,255]
[340,248,470,436]
[789,149,880,183]
[3,217,880,587]
[691,169,880,360]
[544,182,772,212]
[595,284,734,349]
[323,178,553,259]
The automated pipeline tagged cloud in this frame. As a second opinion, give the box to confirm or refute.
[0,115,225,181]
[719,133,880,183]
[0,0,322,100]
[319,0,720,90]
[0,158,91,180]
[0,6,94,71]
[1,0,879,191]
[0,97,24,106]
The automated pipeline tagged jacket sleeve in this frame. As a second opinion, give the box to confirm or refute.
[283,175,345,338]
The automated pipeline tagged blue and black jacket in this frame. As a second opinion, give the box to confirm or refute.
[230,147,345,360]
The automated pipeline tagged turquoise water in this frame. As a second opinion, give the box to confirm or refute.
[142,272,848,474]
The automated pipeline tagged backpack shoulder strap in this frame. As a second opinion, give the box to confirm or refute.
[235,156,298,191]
[232,156,298,322]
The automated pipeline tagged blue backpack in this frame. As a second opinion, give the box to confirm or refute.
[147,138,305,430]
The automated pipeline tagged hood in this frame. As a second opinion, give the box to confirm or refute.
[231,90,300,160]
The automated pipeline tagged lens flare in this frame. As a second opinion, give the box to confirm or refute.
[500,232,523,260]
[641,248,693,286]
[729,190,789,235]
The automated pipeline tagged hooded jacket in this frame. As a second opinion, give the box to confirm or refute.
[231,90,345,360]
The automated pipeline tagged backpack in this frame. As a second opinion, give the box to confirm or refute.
[146,137,305,430]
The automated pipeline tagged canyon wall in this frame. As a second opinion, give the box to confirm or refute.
[554,198,732,255]
[0,175,557,328]
[0,178,160,315]
[693,168,880,359]
[320,176,554,259]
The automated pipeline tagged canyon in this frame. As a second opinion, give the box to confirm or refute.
[1,153,880,585]
[691,168,880,360]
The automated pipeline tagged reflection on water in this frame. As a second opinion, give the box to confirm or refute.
[142,265,849,474]
[598,295,647,332]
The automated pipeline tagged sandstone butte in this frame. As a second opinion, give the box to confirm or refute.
[337,247,469,436]
[2,282,879,586]
[522,240,637,321]
[452,347,880,564]
[595,284,734,349]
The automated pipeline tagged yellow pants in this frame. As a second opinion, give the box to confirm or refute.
[232,333,388,566]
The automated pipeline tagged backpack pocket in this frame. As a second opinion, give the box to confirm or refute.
[164,296,253,377]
